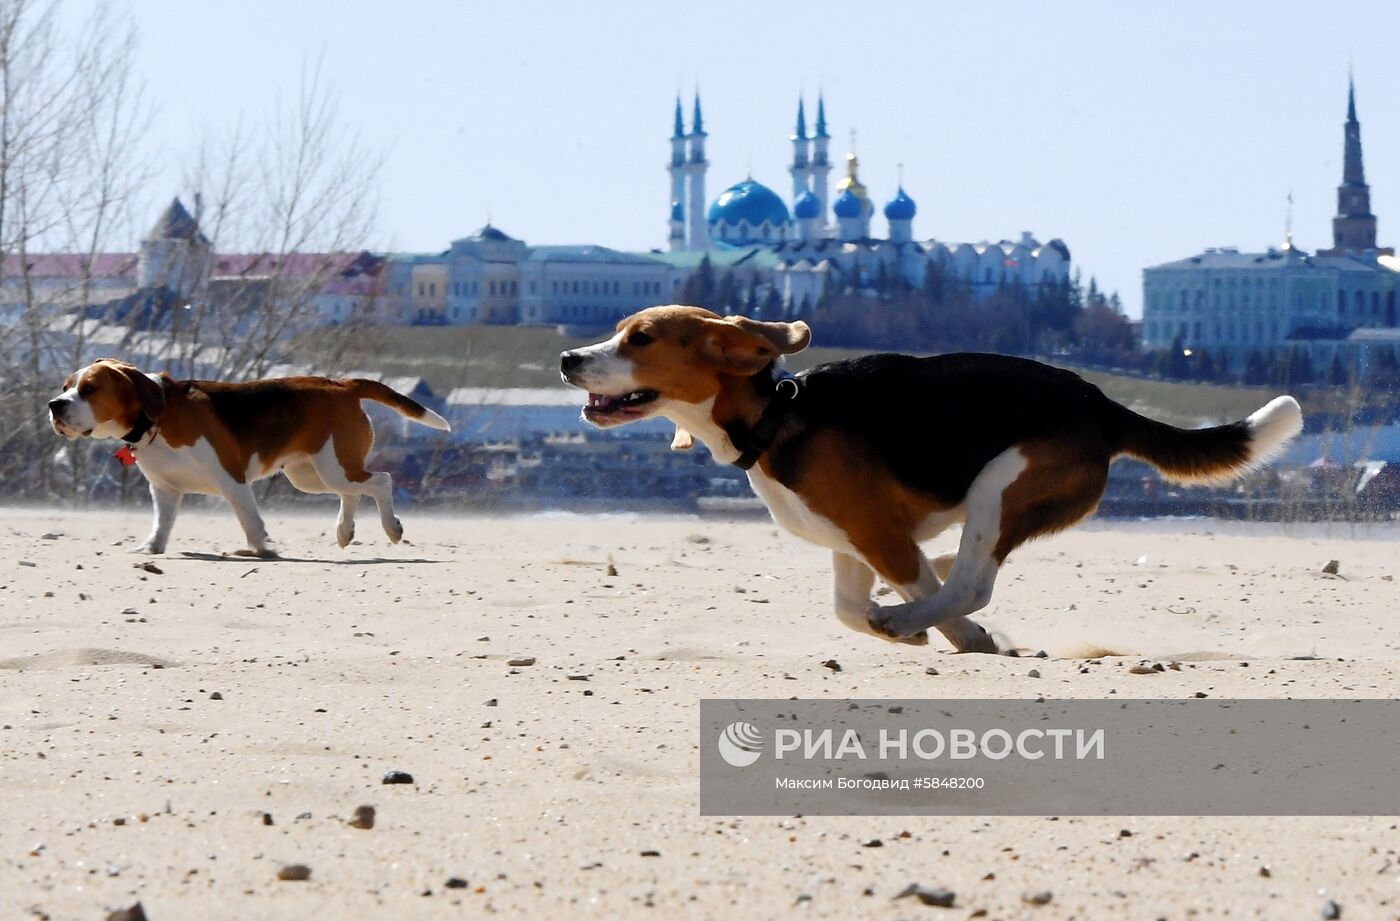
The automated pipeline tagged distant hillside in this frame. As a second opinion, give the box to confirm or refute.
[300,324,1308,428]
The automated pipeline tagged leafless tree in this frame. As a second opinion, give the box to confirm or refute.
[0,5,385,503]
[0,0,150,498]
[167,54,385,382]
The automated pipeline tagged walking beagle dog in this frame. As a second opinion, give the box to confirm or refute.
[48,359,450,557]
[560,306,1303,653]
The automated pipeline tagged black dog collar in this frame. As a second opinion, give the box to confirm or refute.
[120,414,155,445]
[732,368,801,471]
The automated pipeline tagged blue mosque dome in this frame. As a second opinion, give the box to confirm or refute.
[883,186,917,221]
[793,190,821,220]
[832,188,864,219]
[707,179,791,228]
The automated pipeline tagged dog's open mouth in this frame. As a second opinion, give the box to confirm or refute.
[583,389,659,424]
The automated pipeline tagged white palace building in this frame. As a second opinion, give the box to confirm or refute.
[1142,79,1400,375]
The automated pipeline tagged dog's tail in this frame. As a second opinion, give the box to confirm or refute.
[1112,395,1301,486]
[350,379,451,431]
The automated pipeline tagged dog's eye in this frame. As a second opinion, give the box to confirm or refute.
[628,331,654,348]
[78,383,94,397]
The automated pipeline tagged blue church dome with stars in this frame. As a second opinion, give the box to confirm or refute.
[883,186,916,221]
[832,188,865,219]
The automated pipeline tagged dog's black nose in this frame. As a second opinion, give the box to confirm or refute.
[560,351,583,374]
[48,399,65,415]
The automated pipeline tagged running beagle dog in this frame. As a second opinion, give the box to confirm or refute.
[560,306,1303,653]
[48,359,450,557]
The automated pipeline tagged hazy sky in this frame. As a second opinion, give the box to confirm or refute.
[124,0,1398,316]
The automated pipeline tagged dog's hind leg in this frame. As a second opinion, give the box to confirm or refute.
[285,459,360,548]
[880,549,997,653]
[134,483,182,554]
[868,443,1108,643]
[310,431,403,545]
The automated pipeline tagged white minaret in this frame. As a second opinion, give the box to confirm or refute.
[668,200,686,252]
[788,97,809,201]
[685,91,709,251]
[809,93,832,234]
[668,96,688,250]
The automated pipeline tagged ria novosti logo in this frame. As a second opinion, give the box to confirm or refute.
[717,721,764,767]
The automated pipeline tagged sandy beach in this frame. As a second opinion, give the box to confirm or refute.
[2,505,1399,919]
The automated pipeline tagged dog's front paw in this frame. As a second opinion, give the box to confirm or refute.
[130,541,165,555]
[866,603,928,644]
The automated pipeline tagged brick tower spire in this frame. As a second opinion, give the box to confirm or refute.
[1323,75,1379,255]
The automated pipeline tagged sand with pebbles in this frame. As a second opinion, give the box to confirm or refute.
[1,505,1398,919]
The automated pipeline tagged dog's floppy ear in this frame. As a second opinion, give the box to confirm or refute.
[702,317,810,376]
[671,425,695,451]
[110,362,167,421]
[727,316,811,355]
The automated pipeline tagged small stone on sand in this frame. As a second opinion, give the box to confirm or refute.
[893,883,956,907]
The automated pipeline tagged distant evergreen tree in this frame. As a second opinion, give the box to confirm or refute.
[1329,352,1350,387]
[1245,351,1269,385]
[713,270,738,315]
[921,258,947,305]
[1285,347,1314,386]
[874,261,891,299]
[760,287,783,322]
[743,283,759,317]
[1368,347,1400,389]
[680,255,716,308]
[1195,348,1216,381]
[1165,334,1190,378]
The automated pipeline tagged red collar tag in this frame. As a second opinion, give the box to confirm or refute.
[114,445,138,467]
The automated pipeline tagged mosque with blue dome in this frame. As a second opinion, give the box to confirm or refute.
[665,92,1072,312]
[364,92,1073,331]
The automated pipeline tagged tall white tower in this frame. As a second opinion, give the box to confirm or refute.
[685,92,709,251]
[809,94,832,233]
[668,201,686,252]
[668,96,688,250]
[788,97,809,202]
